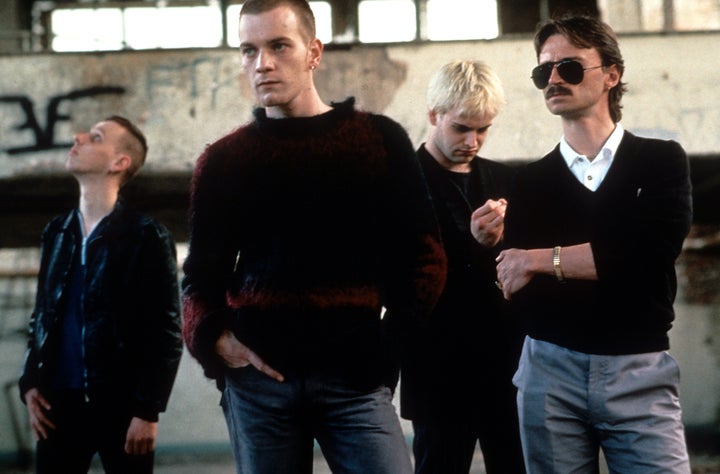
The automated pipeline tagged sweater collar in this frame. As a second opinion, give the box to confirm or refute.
[252,97,356,137]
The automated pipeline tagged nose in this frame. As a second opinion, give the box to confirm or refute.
[73,132,85,145]
[548,64,563,84]
[254,49,272,72]
[464,132,480,147]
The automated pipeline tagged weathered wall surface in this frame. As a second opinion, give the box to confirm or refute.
[2,31,719,178]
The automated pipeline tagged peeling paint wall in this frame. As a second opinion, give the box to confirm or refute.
[2,32,719,178]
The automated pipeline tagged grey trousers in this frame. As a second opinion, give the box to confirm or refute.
[513,336,691,474]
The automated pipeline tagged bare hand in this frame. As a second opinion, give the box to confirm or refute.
[495,248,533,300]
[471,198,507,248]
[215,330,284,382]
[24,388,56,440]
[125,417,157,455]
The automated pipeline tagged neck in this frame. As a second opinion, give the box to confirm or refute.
[77,178,119,235]
[561,115,616,160]
[267,88,332,119]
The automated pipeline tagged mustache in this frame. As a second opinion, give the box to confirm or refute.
[546,85,571,99]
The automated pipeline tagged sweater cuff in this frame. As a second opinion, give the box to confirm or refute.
[193,308,232,381]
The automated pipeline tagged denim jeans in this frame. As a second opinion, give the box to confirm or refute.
[221,367,412,474]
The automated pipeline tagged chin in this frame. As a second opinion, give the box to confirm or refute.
[257,93,284,108]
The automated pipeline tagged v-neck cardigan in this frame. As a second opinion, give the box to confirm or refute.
[503,131,692,355]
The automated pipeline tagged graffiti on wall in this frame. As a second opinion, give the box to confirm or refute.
[0,86,125,155]
[146,56,237,111]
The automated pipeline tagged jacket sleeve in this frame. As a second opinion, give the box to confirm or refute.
[131,221,183,421]
[373,115,447,381]
[18,221,55,401]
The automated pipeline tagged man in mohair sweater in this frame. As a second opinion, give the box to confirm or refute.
[180,1,446,473]
[496,14,693,473]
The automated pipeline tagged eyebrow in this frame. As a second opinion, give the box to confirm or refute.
[539,56,581,64]
[240,35,291,48]
[453,121,492,131]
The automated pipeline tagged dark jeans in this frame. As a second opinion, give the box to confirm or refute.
[221,367,412,474]
[35,390,153,474]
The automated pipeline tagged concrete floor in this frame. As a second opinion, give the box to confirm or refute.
[4,445,720,474]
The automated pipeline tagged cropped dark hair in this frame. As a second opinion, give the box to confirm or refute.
[105,115,148,185]
[240,0,316,43]
[534,14,627,122]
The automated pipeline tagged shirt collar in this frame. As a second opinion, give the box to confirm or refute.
[559,123,625,166]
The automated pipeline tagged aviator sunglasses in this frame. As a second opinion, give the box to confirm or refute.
[531,59,604,89]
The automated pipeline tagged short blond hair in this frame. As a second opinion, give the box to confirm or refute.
[426,60,505,119]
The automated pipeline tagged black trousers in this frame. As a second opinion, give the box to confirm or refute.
[35,390,154,474]
[412,413,526,474]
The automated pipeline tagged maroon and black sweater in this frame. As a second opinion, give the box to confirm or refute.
[182,98,446,390]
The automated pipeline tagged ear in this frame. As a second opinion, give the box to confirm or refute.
[308,38,323,70]
[428,109,439,126]
[109,153,132,174]
[605,64,620,90]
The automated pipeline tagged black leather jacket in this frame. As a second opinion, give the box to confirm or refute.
[19,201,183,421]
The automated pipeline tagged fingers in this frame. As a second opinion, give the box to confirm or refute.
[128,437,155,455]
[25,389,55,440]
[125,438,153,455]
[125,418,157,455]
[248,352,285,382]
[125,436,154,455]
[217,330,285,382]
[31,421,47,441]
[472,199,507,235]
[472,198,506,219]
[485,198,507,216]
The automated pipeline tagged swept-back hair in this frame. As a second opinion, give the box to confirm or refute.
[534,14,627,122]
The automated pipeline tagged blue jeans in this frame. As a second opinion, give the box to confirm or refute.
[513,336,691,474]
[221,367,412,474]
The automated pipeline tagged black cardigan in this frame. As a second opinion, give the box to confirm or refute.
[503,131,693,355]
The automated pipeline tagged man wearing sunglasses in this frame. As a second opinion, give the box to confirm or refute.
[495,14,692,473]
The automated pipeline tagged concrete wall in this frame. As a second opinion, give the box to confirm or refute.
[2,31,719,177]
[1,32,720,464]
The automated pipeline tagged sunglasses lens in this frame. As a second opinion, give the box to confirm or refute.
[531,64,552,89]
[531,60,586,88]
[557,60,584,84]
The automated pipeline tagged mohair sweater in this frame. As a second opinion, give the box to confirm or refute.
[182,98,446,389]
[503,131,692,355]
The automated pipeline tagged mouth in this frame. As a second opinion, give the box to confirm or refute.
[457,149,477,157]
[255,79,279,89]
